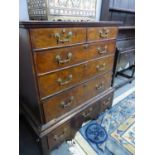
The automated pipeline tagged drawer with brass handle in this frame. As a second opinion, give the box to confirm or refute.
[30,28,86,49]
[43,72,112,123]
[72,89,114,126]
[47,121,72,150]
[87,27,118,42]
[38,56,114,99]
[34,40,116,75]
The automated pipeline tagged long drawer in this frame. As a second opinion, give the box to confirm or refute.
[30,28,86,49]
[34,40,116,75]
[47,90,114,150]
[43,72,112,123]
[38,55,114,99]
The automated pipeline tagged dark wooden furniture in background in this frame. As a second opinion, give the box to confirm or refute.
[101,0,135,25]
[100,0,135,88]
[20,21,119,155]
[113,26,135,88]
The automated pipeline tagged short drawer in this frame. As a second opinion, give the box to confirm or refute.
[47,89,114,149]
[43,72,112,123]
[38,56,114,99]
[30,28,86,49]
[87,27,118,41]
[34,40,116,75]
[47,120,72,150]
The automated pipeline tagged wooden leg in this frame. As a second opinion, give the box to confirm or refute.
[40,137,49,155]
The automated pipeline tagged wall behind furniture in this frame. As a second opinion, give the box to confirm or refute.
[19,0,29,20]
[96,0,102,21]
[109,0,135,25]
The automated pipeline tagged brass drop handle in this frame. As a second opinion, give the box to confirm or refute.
[99,28,110,38]
[103,97,111,105]
[55,29,73,43]
[97,45,108,54]
[60,96,74,108]
[83,44,89,49]
[82,107,93,118]
[57,74,73,86]
[56,52,72,64]
[96,82,104,90]
[96,63,106,72]
[105,97,111,105]
[54,128,67,141]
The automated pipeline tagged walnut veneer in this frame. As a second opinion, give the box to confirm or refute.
[19,21,119,155]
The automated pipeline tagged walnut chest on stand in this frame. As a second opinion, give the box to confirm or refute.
[19,21,119,155]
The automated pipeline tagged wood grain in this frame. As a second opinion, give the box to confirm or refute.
[87,27,118,41]
[38,56,114,99]
[30,28,86,49]
[34,40,116,75]
[43,72,112,123]
[47,120,72,150]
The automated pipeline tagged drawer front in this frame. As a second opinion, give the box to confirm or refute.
[38,56,114,99]
[74,90,114,123]
[43,72,112,123]
[35,40,116,74]
[87,27,118,41]
[47,90,114,149]
[30,28,86,49]
[47,120,72,149]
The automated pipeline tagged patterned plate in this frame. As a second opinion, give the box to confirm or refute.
[85,123,108,144]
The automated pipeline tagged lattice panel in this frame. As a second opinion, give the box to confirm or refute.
[27,0,96,21]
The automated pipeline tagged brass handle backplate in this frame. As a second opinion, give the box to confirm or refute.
[99,28,110,38]
[82,107,93,118]
[60,96,74,108]
[105,97,111,105]
[55,29,73,43]
[96,82,104,90]
[97,45,108,54]
[83,44,89,49]
[54,128,68,141]
[56,52,72,64]
[96,63,106,72]
[57,74,73,86]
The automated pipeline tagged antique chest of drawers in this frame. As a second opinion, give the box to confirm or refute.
[19,21,119,155]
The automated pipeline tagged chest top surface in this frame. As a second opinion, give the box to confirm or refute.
[19,21,122,28]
